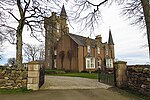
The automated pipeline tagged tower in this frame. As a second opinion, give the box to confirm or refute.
[108,28,115,60]
[60,5,68,34]
[105,28,115,68]
[44,5,68,69]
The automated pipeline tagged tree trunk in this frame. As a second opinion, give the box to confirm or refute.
[16,0,25,68]
[141,0,150,57]
[16,25,23,68]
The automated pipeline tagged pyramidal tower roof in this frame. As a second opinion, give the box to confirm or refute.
[108,29,114,45]
[60,5,67,16]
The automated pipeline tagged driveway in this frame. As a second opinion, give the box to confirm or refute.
[40,76,111,90]
[0,76,142,100]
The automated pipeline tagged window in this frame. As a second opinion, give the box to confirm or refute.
[87,45,90,53]
[54,59,56,68]
[87,60,90,68]
[106,58,113,68]
[98,59,101,66]
[86,57,95,69]
[57,23,60,33]
[54,50,57,55]
[106,48,108,56]
[97,47,100,54]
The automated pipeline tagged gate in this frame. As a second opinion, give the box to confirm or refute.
[99,61,127,87]
[39,65,45,87]
[99,66,116,86]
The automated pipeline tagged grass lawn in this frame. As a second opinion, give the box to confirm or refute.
[50,72,98,79]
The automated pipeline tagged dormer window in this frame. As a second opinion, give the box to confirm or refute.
[87,45,90,53]
[97,47,100,54]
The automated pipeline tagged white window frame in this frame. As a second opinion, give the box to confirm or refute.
[87,45,91,53]
[57,23,60,33]
[54,50,57,55]
[54,59,56,68]
[97,47,100,54]
[106,58,113,68]
[86,57,95,69]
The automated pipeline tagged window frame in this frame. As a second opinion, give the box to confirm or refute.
[86,57,95,69]
[87,45,91,53]
[97,47,100,54]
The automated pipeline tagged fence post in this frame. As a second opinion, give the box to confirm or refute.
[114,61,127,88]
[27,61,40,90]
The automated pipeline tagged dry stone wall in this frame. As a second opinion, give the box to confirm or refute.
[0,67,27,89]
[127,65,150,95]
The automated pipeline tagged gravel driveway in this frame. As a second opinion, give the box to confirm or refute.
[0,76,142,100]
[40,75,111,90]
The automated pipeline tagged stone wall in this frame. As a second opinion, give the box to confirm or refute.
[0,67,27,89]
[127,65,150,95]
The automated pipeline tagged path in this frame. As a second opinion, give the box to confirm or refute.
[40,76,111,90]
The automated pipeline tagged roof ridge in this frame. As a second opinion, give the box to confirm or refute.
[69,33,95,40]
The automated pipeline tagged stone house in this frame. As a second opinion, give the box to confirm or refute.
[56,31,115,72]
[44,5,115,71]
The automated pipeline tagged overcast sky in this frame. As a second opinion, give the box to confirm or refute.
[0,2,149,65]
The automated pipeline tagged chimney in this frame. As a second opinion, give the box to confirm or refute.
[95,35,102,43]
[51,12,56,20]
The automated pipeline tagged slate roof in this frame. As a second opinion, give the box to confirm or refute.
[60,5,67,16]
[68,33,96,47]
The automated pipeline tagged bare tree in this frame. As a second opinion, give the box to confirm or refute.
[0,34,5,59]
[0,0,59,67]
[122,0,150,56]
[23,43,45,62]
[72,0,150,56]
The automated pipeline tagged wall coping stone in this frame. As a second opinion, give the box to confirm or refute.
[114,61,127,64]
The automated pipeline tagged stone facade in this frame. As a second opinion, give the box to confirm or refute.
[56,33,115,72]
[44,5,68,69]
[0,67,27,89]
[127,65,150,95]
[44,5,115,71]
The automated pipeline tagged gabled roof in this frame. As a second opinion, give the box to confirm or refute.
[68,33,96,47]
[108,29,114,45]
[60,5,67,17]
